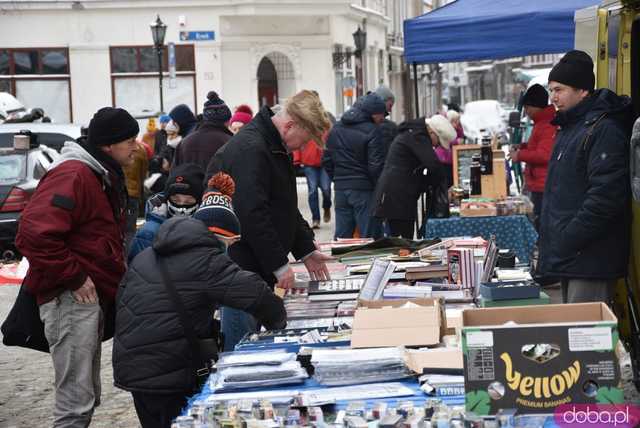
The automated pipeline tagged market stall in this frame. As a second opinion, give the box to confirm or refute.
[173,235,633,427]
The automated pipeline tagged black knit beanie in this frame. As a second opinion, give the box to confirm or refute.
[202,91,232,123]
[548,50,595,92]
[194,173,241,237]
[521,84,549,108]
[87,107,139,146]
[165,163,205,204]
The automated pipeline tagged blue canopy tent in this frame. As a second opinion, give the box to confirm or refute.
[403,0,601,114]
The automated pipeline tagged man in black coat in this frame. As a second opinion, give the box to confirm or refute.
[322,93,387,239]
[373,118,444,238]
[538,50,634,304]
[173,91,234,171]
[206,90,332,346]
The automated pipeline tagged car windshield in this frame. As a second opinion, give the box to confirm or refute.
[0,153,27,183]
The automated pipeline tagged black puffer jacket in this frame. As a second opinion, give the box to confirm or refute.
[173,122,233,171]
[373,118,443,221]
[322,103,385,190]
[206,106,316,285]
[538,89,634,280]
[113,217,287,394]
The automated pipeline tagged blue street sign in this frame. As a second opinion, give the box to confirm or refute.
[179,31,215,41]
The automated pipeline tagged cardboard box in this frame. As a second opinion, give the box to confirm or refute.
[461,303,621,416]
[406,348,464,373]
[351,298,443,348]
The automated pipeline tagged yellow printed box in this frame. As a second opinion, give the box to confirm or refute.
[461,303,621,416]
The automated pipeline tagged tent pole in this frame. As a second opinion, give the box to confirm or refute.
[412,62,420,118]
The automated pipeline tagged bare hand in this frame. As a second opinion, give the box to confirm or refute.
[73,277,98,304]
[275,267,295,290]
[303,251,332,281]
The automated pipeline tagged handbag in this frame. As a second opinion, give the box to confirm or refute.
[1,283,50,353]
[1,283,117,353]
[155,252,220,388]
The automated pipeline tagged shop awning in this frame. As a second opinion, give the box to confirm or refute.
[404,0,601,64]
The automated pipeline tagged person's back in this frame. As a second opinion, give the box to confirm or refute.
[114,217,286,426]
[324,103,384,191]
[174,92,233,170]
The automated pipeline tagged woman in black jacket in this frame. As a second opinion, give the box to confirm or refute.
[113,174,286,428]
[373,117,444,238]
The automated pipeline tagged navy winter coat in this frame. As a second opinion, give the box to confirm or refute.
[322,103,385,191]
[113,217,287,394]
[538,89,634,280]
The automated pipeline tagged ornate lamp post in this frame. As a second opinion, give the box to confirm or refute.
[150,15,167,113]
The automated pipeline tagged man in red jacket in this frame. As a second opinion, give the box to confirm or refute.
[510,84,557,231]
[15,107,139,427]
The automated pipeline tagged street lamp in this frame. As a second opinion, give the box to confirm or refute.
[332,26,367,69]
[150,14,167,113]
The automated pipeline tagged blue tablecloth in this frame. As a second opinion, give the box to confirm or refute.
[423,215,537,264]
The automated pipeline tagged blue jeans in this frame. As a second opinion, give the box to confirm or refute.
[303,166,332,221]
[220,306,258,352]
[334,189,382,239]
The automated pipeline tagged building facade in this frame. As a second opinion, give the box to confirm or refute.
[0,0,414,125]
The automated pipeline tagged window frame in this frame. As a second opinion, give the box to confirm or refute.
[109,44,197,114]
[0,47,72,122]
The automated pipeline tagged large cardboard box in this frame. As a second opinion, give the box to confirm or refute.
[351,298,443,348]
[461,303,621,416]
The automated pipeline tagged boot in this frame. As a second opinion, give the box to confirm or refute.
[323,208,331,223]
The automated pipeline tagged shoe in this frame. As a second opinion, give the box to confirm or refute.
[323,208,331,223]
[312,220,320,229]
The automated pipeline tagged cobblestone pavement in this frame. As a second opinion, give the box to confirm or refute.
[0,179,334,428]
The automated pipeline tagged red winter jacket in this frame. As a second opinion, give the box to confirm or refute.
[16,147,127,305]
[519,105,557,193]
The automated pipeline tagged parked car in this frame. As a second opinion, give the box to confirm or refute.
[0,144,59,259]
[463,100,509,145]
[0,123,83,152]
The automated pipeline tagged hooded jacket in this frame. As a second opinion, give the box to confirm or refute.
[113,217,286,393]
[538,89,634,280]
[373,118,444,221]
[173,121,233,171]
[15,140,127,305]
[206,106,316,285]
[519,105,557,193]
[127,193,170,263]
[322,100,385,191]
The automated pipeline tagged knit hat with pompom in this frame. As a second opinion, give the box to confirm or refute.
[203,91,232,124]
[193,172,240,237]
[230,104,253,125]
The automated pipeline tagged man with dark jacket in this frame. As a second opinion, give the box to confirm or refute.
[538,50,634,303]
[510,84,557,231]
[114,173,286,428]
[15,107,138,427]
[207,90,332,348]
[373,118,444,238]
[173,91,233,170]
[322,92,386,239]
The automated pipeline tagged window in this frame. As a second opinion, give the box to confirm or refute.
[109,44,196,116]
[109,45,195,73]
[0,48,71,122]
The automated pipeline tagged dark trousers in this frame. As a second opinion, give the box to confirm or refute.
[132,391,190,428]
[387,219,415,239]
[530,191,543,232]
[334,189,382,239]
